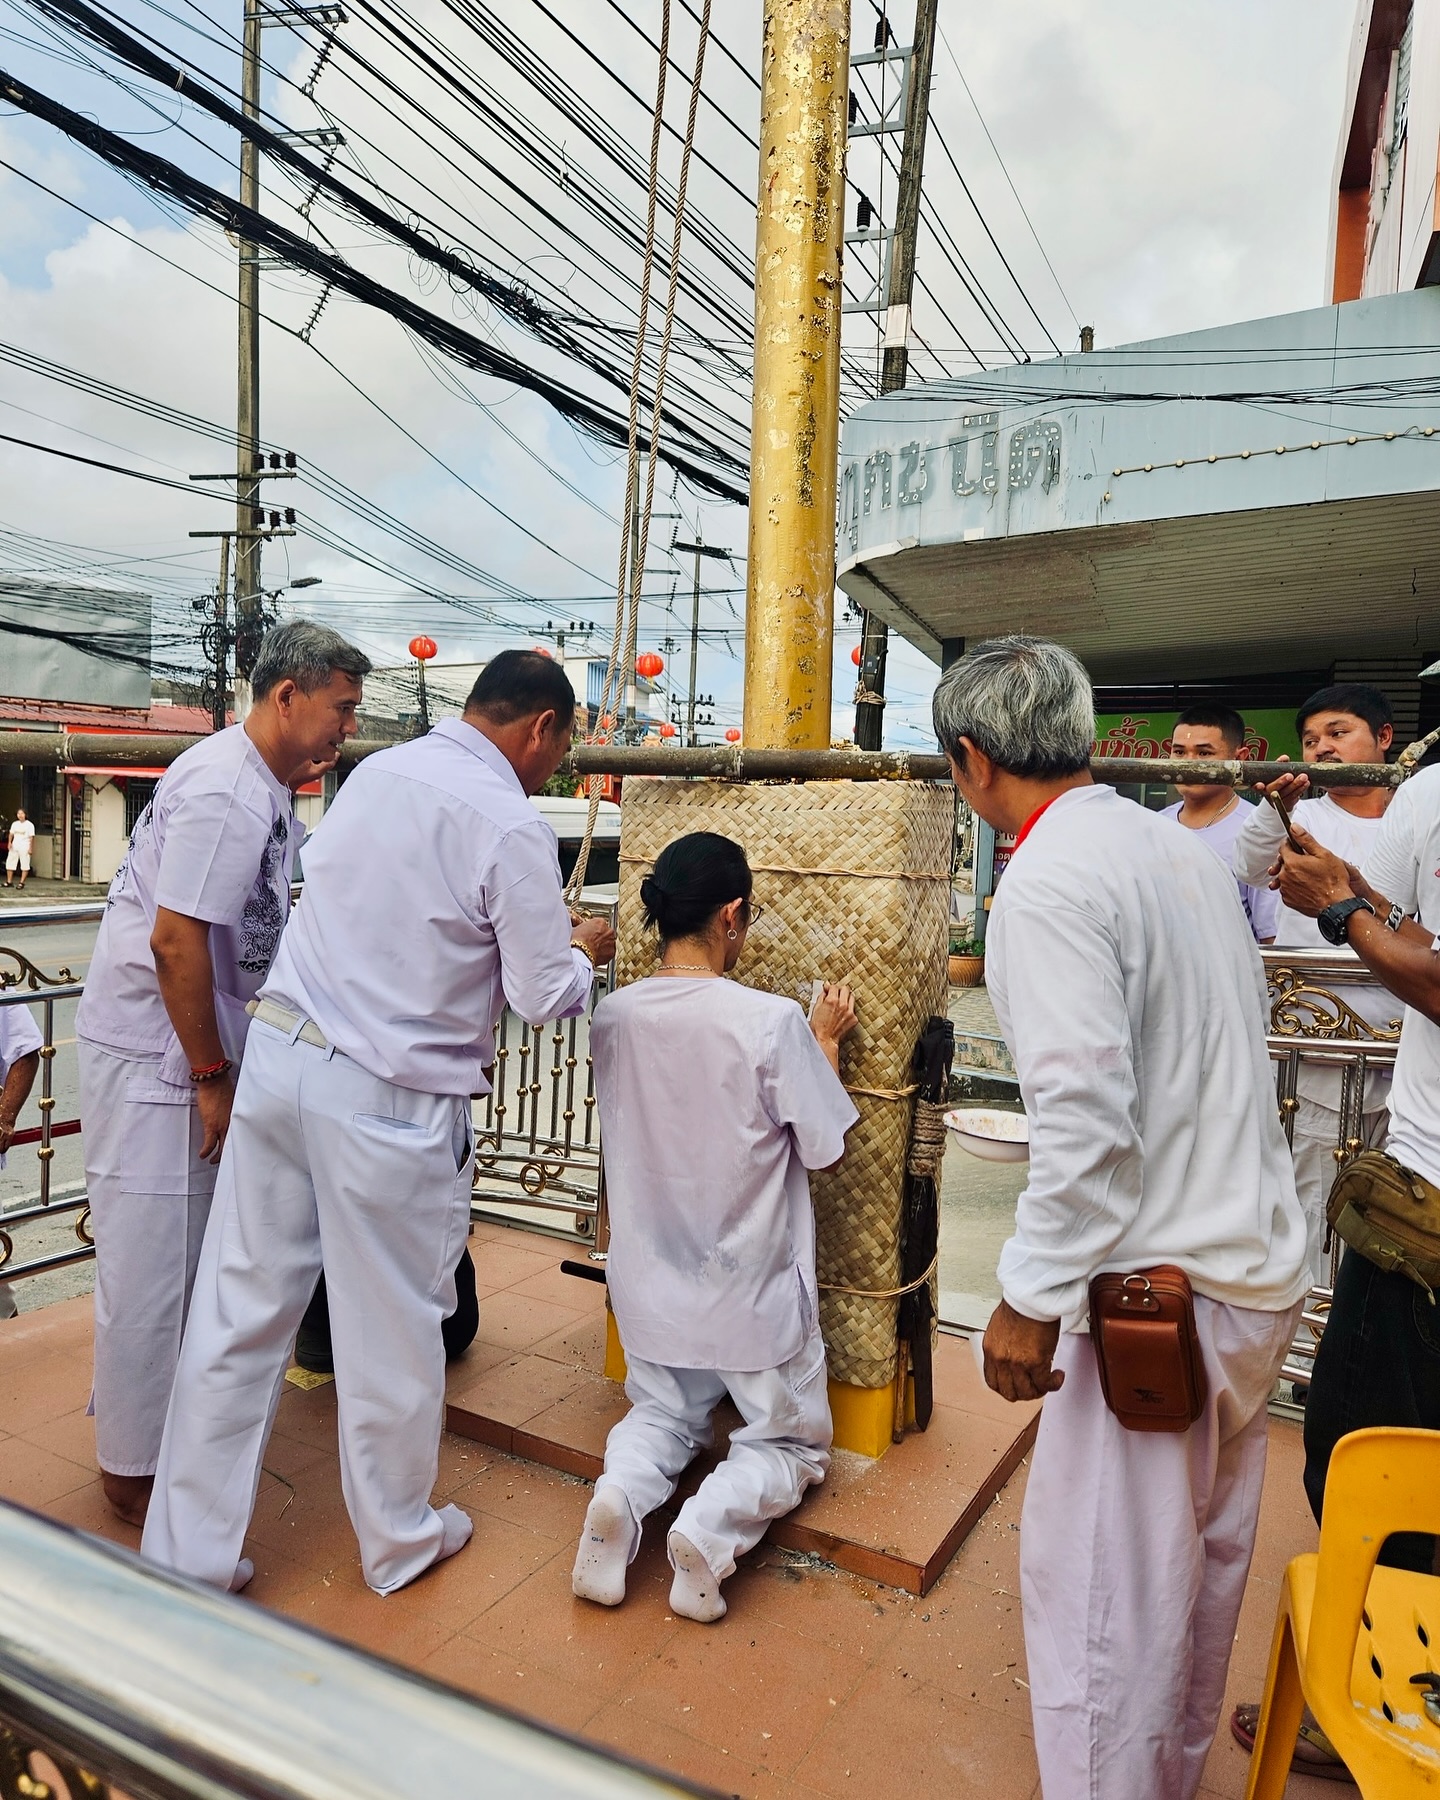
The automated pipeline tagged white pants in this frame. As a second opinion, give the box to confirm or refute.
[5,848,29,873]
[142,1021,474,1595]
[1290,1096,1387,1287]
[79,1041,217,1477]
[1021,1295,1300,1800]
[600,1324,832,1580]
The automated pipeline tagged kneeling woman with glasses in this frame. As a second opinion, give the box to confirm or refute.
[573,831,858,1622]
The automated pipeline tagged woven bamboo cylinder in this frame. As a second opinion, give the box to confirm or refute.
[616,779,954,1388]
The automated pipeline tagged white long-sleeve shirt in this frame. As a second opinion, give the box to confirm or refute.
[987,785,1309,1330]
[1360,766,1440,1189]
[1233,792,1397,1109]
[261,718,593,1095]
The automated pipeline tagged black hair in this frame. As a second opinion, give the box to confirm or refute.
[465,649,576,728]
[1173,703,1246,753]
[1296,682,1394,742]
[640,832,752,943]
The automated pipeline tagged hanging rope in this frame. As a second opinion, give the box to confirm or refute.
[566,0,711,905]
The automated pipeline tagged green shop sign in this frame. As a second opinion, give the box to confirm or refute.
[1092,708,1301,765]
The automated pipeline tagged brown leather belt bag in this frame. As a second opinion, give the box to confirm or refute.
[1087,1265,1208,1432]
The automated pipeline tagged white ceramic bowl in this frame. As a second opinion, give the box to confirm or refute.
[943,1107,1030,1164]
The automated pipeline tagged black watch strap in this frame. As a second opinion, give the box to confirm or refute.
[1318,896,1376,944]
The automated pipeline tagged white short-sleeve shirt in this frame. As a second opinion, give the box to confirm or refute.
[7,820,34,856]
[592,976,859,1372]
[76,725,300,1071]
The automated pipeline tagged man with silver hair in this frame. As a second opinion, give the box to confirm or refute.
[76,619,370,1529]
[935,636,1307,1799]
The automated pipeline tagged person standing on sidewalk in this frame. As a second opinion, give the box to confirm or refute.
[5,810,35,889]
[143,650,616,1598]
[934,637,1308,1799]
[75,621,370,1526]
[1161,705,1280,944]
[1234,682,1397,1286]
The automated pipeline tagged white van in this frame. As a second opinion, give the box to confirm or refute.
[530,795,621,906]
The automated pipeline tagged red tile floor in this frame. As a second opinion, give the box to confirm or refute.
[0,1222,1339,1798]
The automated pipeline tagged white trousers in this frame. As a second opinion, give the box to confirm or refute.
[141,1021,474,1595]
[600,1324,832,1580]
[1021,1295,1300,1800]
[1290,1096,1387,1287]
[79,1041,217,1477]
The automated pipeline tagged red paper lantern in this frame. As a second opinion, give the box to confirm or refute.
[725,727,741,743]
[531,645,553,658]
[600,714,613,731]
[636,651,665,679]
[659,721,677,739]
[851,644,863,666]
[408,635,438,662]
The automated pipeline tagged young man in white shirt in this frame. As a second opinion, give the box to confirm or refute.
[0,999,43,1320]
[76,621,370,1527]
[143,650,617,1598]
[1161,706,1280,944]
[5,810,35,889]
[1234,683,1396,1286]
[934,637,1308,1800]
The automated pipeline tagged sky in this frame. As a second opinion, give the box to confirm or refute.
[0,0,1359,744]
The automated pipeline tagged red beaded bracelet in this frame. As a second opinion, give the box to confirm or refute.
[188,1058,233,1084]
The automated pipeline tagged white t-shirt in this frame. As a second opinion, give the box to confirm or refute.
[76,725,300,1076]
[0,1001,42,1168]
[592,977,859,1372]
[1159,798,1281,943]
[988,785,1309,1329]
[7,820,34,856]
[1361,767,1440,1188]
[1233,791,1396,1110]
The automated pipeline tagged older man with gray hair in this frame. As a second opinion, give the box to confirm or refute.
[76,619,370,1529]
[934,637,1308,1799]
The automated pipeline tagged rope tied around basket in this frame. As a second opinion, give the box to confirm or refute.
[820,1253,939,1300]
[619,855,951,883]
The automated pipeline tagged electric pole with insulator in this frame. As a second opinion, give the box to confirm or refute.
[853,0,938,751]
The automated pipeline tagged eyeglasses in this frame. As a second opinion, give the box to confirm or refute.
[746,903,766,926]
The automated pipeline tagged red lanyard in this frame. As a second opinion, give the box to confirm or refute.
[1012,796,1060,852]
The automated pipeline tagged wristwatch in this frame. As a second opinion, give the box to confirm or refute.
[1317,896,1377,945]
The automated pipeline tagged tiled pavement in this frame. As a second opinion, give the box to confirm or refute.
[0,1221,1337,1798]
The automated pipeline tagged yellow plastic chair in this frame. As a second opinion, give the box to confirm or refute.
[1245,1427,1440,1797]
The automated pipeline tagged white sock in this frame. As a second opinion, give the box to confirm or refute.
[572,1486,636,1606]
[435,1503,474,1564]
[229,1558,255,1594]
[667,1530,725,1623]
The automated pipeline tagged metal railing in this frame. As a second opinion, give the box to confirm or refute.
[0,1497,711,1800]
[0,902,100,1289]
[0,900,614,1286]
[1261,945,1402,1388]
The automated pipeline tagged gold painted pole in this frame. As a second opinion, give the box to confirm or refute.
[744,0,850,749]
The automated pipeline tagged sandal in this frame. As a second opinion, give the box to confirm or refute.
[1230,1702,1357,1783]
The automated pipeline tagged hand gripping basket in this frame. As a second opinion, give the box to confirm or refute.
[616,778,954,1388]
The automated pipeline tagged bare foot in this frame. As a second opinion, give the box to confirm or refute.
[102,1470,153,1527]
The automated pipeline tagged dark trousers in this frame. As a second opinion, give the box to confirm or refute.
[297,1241,479,1368]
[1303,1246,1440,1573]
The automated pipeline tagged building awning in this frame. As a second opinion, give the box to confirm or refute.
[837,287,1440,680]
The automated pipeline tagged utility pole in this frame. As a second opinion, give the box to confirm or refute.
[853,0,938,751]
[673,537,731,747]
[234,0,263,716]
[210,533,230,733]
[745,0,849,749]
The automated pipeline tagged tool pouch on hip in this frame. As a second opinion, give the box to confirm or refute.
[1087,1265,1209,1432]
[1326,1150,1440,1302]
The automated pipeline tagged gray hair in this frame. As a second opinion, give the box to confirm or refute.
[251,619,372,700]
[932,636,1095,778]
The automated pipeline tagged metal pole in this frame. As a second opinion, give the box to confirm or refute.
[211,533,231,735]
[744,0,850,750]
[854,0,938,752]
[416,657,430,736]
[233,0,263,715]
[688,544,701,746]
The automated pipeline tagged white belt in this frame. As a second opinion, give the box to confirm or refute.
[246,997,330,1050]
